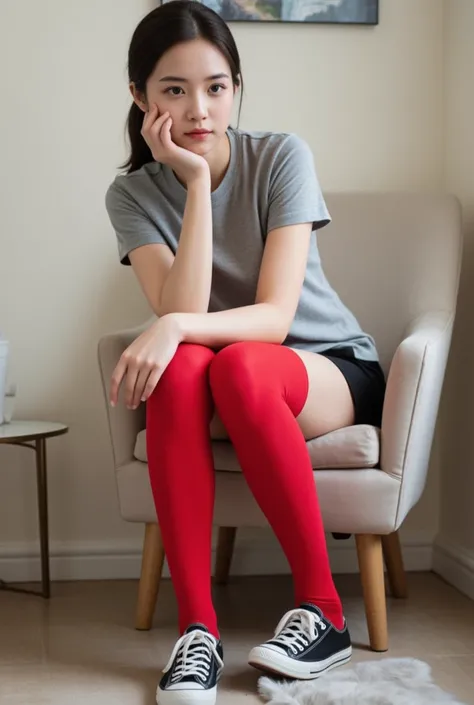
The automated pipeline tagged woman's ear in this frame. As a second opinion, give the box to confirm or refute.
[129,82,148,112]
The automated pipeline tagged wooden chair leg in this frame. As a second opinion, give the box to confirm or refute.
[214,527,236,585]
[355,534,388,652]
[135,523,165,631]
[382,531,408,598]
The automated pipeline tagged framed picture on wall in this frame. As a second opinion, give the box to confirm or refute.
[160,0,379,24]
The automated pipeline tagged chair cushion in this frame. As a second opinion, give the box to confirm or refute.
[133,424,380,471]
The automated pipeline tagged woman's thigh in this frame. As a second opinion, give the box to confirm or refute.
[291,348,355,440]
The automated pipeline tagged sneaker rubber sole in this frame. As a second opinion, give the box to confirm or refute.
[248,644,352,680]
[156,684,217,705]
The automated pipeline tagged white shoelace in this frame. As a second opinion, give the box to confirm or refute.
[163,629,223,684]
[271,608,327,655]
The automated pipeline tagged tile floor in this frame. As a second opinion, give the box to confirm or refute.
[0,572,473,704]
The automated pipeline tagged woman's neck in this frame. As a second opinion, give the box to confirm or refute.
[206,132,231,192]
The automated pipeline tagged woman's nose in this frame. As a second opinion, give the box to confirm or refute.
[187,95,207,121]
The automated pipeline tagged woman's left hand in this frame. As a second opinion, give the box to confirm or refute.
[110,315,182,409]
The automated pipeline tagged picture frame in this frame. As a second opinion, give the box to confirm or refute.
[160,0,379,25]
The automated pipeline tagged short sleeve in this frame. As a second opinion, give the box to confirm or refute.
[267,134,331,234]
[105,181,166,265]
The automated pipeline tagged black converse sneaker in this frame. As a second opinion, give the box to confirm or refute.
[248,604,351,680]
[157,624,224,705]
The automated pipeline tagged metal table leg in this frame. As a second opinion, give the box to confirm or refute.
[36,437,50,598]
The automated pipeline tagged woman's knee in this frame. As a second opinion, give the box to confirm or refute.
[148,343,215,403]
[209,342,270,405]
[210,342,309,419]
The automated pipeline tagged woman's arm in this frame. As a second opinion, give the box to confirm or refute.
[169,222,312,347]
[130,172,213,316]
[110,222,312,408]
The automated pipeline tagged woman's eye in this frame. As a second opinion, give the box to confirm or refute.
[209,84,225,94]
[164,84,225,96]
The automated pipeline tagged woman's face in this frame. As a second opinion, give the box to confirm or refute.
[132,38,236,156]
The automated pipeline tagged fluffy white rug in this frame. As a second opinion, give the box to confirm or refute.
[258,658,467,705]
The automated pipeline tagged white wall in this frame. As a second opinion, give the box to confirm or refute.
[0,0,445,581]
[433,0,474,599]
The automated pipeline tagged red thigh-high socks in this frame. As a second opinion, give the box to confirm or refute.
[146,344,218,636]
[146,342,344,639]
[209,342,343,628]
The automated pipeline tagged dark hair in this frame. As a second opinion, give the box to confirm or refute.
[121,0,243,173]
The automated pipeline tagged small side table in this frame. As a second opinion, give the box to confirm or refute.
[0,421,68,598]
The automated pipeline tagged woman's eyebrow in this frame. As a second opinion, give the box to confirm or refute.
[159,73,230,82]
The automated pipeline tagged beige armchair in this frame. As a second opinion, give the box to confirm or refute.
[98,193,462,652]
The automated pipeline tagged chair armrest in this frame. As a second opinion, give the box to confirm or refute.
[97,319,154,469]
[380,310,455,524]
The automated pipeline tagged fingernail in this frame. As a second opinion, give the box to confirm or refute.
[110,401,116,407]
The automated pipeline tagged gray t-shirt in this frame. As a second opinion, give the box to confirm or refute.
[105,127,378,361]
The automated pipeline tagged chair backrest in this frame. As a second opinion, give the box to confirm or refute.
[319,193,462,373]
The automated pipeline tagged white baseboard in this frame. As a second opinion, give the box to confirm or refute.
[432,536,474,601]
[0,531,434,584]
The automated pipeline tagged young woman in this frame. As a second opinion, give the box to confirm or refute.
[105,2,385,703]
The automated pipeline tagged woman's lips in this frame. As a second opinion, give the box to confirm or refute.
[185,130,212,140]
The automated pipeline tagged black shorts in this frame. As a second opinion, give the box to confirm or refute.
[320,346,386,427]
